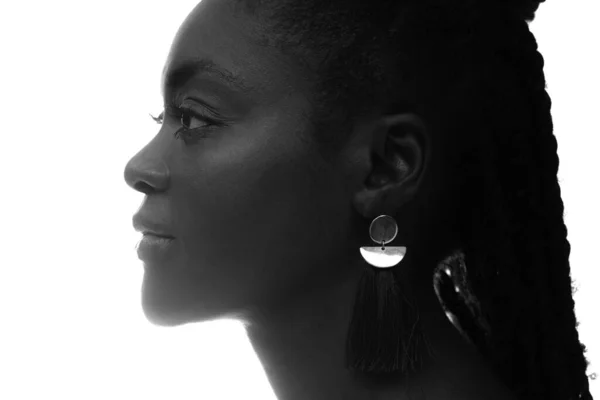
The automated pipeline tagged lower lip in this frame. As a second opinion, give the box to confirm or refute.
[137,234,174,261]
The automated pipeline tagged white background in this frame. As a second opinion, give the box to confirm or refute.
[0,1,597,399]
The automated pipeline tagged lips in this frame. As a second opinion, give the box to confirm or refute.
[142,231,174,239]
[136,232,174,262]
[133,214,174,238]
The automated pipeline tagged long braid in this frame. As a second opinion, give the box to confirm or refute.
[450,13,593,399]
[509,18,593,399]
[383,6,594,399]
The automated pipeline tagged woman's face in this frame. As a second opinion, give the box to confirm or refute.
[124,0,357,326]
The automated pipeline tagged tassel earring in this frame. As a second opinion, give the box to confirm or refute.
[345,214,432,374]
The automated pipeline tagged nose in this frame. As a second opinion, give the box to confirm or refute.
[124,148,170,194]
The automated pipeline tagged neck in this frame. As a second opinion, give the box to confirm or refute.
[240,253,509,400]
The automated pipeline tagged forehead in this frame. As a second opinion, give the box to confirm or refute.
[163,0,304,98]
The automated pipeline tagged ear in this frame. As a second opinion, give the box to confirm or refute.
[352,113,430,220]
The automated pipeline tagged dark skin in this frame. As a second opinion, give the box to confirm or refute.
[124,0,518,399]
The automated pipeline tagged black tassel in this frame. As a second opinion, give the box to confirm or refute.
[345,264,433,374]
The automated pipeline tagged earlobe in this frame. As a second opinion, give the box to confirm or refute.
[353,113,429,219]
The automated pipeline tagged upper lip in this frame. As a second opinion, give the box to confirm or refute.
[132,214,175,238]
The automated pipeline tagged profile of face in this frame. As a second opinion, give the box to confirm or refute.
[124,0,362,326]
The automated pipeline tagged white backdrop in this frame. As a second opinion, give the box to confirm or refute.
[0,1,597,399]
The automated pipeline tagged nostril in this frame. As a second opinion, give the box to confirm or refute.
[133,181,154,195]
[124,157,170,193]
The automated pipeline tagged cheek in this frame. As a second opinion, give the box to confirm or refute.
[170,124,346,307]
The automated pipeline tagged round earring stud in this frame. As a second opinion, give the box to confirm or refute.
[369,215,398,246]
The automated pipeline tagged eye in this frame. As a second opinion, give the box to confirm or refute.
[149,104,226,145]
[179,108,214,130]
[149,108,215,130]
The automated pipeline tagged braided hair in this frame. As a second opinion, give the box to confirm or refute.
[233,0,594,398]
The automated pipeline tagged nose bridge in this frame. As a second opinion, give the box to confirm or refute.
[124,136,171,194]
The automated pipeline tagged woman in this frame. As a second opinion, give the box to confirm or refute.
[123,0,594,399]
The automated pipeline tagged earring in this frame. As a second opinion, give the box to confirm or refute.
[345,215,433,374]
[433,249,491,349]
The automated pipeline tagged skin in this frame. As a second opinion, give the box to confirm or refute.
[123,0,518,399]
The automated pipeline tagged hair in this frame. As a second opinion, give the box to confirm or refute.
[233,0,594,399]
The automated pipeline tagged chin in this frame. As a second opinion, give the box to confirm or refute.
[141,298,224,327]
[140,282,233,327]
[142,307,187,327]
[140,291,188,327]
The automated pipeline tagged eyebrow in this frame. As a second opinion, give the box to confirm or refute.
[161,58,253,97]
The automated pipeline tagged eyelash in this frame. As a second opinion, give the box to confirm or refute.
[149,98,224,143]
